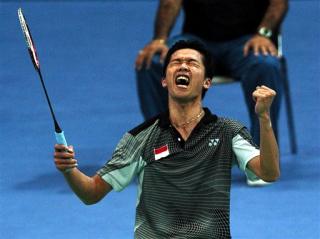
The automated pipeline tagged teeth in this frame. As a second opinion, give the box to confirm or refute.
[176,75,190,85]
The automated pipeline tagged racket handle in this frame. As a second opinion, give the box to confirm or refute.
[55,131,68,146]
[55,131,72,173]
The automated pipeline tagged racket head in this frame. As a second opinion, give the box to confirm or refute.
[18,8,40,70]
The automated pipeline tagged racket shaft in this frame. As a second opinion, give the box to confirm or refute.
[18,8,68,148]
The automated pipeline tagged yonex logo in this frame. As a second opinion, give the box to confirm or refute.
[209,138,219,147]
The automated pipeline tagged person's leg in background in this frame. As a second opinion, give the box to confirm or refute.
[215,34,282,145]
[135,34,206,120]
[240,58,282,145]
[208,35,283,186]
[136,59,168,120]
[241,57,282,186]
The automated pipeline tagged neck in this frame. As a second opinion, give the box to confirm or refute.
[169,100,204,130]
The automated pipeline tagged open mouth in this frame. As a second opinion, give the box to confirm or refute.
[175,75,190,88]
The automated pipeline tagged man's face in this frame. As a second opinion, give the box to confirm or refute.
[162,48,211,103]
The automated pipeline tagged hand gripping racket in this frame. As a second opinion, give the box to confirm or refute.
[18,8,68,146]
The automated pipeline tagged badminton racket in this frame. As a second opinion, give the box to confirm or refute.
[18,8,67,146]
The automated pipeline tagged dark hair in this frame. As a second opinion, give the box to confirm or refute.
[162,40,214,79]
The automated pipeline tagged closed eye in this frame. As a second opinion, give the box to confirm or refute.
[169,59,201,68]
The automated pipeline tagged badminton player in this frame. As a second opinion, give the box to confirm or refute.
[54,40,280,238]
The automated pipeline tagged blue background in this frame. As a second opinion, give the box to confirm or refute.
[0,0,319,238]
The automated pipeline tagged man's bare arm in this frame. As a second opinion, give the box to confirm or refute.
[247,86,280,182]
[153,0,182,41]
[54,145,112,205]
[135,0,182,69]
[63,170,112,205]
[258,0,289,30]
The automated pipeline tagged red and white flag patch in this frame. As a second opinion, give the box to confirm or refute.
[154,144,169,161]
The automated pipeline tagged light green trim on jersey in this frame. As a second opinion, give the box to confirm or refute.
[134,162,146,233]
[232,133,260,180]
[136,160,145,206]
[101,156,146,192]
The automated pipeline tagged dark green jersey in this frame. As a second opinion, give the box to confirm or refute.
[97,108,259,238]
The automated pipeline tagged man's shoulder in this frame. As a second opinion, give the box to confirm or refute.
[129,115,160,137]
[216,116,246,134]
[217,116,243,126]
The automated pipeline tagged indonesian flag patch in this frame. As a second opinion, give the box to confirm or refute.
[154,144,169,161]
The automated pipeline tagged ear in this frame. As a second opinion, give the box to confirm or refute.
[203,77,212,90]
[161,78,167,88]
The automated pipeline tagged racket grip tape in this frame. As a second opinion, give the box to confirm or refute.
[55,131,68,146]
[55,131,73,173]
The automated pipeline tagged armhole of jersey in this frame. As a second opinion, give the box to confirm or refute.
[232,134,260,179]
[101,157,147,192]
